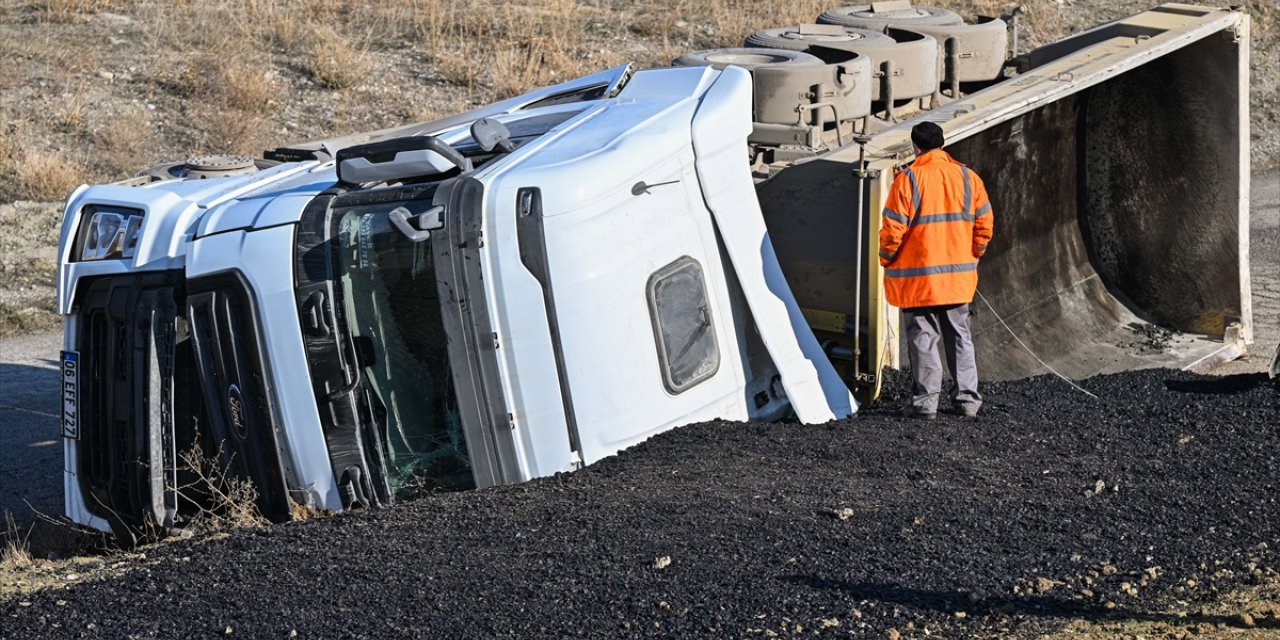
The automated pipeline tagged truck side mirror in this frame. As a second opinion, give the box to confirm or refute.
[470,118,516,153]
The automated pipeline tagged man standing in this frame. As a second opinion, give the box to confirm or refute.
[879,122,994,420]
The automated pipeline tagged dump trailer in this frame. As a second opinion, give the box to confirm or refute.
[747,3,1252,399]
[54,4,1251,540]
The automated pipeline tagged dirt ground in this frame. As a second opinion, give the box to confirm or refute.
[0,1,1276,337]
[0,1,1275,203]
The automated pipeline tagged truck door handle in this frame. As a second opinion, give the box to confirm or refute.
[301,290,331,337]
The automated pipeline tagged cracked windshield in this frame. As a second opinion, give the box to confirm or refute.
[336,199,473,495]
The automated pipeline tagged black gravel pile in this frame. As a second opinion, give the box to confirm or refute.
[3,370,1279,638]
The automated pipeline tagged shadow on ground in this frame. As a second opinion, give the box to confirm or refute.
[0,360,63,543]
[1164,372,1273,395]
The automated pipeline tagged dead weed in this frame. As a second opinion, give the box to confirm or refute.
[1,513,33,572]
[35,0,130,23]
[305,25,374,90]
[182,56,280,113]
[174,442,268,533]
[14,151,81,202]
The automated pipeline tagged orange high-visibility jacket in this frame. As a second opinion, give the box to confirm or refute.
[878,149,994,309]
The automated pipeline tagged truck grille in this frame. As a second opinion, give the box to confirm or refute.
[73,272,291,543]
[76,274,183,543]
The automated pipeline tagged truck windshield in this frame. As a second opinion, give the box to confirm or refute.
[333,199,473,495]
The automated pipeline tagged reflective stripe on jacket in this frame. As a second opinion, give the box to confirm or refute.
[878,149,994,309]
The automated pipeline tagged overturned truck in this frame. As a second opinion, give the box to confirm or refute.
[55,4,1252,541]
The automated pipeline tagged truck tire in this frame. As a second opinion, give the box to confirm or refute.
[901,17,1008,83]
[672,48,824,71]
[817,5,963,31]
[744,25,894,52]
[751,55,873,125]
[739,25,936,103]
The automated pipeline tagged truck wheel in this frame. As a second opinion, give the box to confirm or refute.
[672,48,824,70]
[817,5,963,31]
[902,17,1009,83]
[744,25,894,52]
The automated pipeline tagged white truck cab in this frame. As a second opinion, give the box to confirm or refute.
[57,64,854,540]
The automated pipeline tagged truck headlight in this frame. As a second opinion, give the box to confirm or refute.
[75,206,144,261]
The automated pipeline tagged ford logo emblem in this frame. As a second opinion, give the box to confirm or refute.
[227,384,248,440]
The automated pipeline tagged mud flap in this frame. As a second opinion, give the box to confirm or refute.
[689,66,857,422]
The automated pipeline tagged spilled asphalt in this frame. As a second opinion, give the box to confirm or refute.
[2,368,1278,638]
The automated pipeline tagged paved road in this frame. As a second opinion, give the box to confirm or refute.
[0,330,63,529]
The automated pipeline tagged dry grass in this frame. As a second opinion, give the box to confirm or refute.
[0,0,1276,201]
[85,107,159,178]
[174,442,268,533]
[49,85,88,134]
[1,512,33,571]
[0,122,19,176]
[126,0,837,99]
[182,56,280,113]
[14,151,81,203]
[35,0,130,22]
[189,104,270,157]
[304,25,374,90]
[1047,576,1280,639]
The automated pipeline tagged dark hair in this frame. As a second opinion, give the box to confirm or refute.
[911,121,945,151]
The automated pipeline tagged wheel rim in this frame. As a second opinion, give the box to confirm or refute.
[704,52,795,65]
[781,31,866,43]
[846,7,934,19]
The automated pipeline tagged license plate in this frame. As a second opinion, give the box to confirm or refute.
[61,351,79,439]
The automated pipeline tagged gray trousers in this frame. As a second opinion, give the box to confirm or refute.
[905,303,982,413]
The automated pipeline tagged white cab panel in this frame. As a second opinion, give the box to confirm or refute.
[690,66,857,422]
[186,226,339,510]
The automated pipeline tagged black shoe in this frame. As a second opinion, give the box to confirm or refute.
[901,406,937,421]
